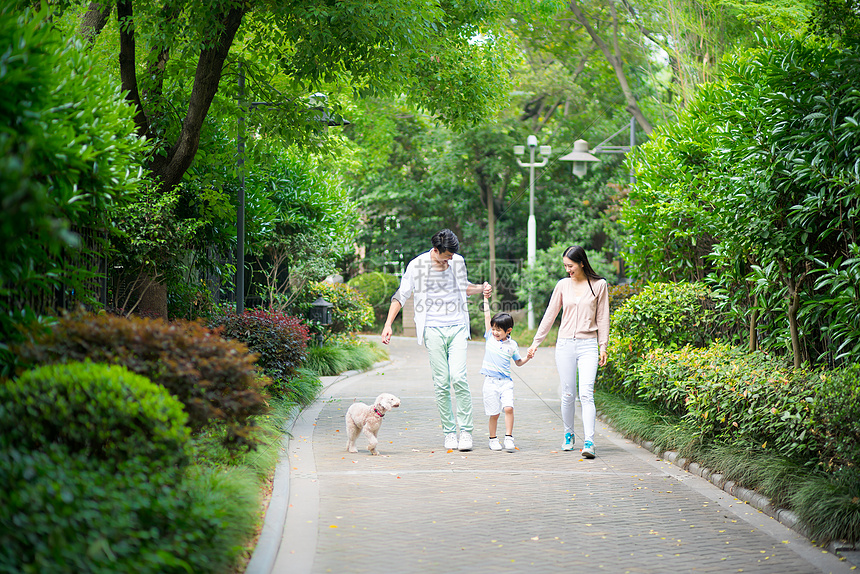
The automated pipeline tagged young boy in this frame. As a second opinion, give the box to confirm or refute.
[480,294,531,451]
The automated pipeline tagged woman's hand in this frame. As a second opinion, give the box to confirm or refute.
[527,345,538,359]
[598,350,608,367]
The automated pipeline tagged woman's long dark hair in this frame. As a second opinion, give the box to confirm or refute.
[563,245,603,296]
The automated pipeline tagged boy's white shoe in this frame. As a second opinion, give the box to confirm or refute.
[444,433,458,449]
[504,436,516,451]
[458,431,473,451]
[488,437,502,451]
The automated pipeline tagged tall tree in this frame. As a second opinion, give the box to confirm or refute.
[75,0,514,192]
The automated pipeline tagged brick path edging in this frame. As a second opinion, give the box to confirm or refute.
[244,360,392,574]
[596,411,859,562]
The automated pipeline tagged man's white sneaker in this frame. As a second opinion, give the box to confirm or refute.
[458,431,473,451]
[488,437,502,451]
[444,433,458,449]
[504,436,516,451]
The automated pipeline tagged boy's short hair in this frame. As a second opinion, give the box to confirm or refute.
[490,312,514,332]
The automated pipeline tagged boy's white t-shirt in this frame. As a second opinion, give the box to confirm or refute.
[480,330,522,381]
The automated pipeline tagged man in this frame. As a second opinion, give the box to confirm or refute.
[381,229,491,451]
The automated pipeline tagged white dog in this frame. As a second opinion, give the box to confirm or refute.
[345,393,401,455]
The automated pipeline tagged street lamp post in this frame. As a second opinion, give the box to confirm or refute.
[235,64,349,315]
[560,116,637,182]
[514,135,551,330]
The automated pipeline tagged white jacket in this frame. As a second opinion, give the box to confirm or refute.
[391,250,471,345]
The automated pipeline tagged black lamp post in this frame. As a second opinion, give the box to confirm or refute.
[235,63,350,315]
[309,296,333,344]
[309,296,334,326]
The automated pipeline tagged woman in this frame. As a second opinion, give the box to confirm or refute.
[527,246,609,459]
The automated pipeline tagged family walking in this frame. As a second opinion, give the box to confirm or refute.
[381,230,610,458]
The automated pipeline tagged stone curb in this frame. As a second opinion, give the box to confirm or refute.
[599,413,858,562]
[244,359,392,574]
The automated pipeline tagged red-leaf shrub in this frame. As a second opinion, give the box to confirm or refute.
[14,312,267,451]
[211,309,309,398]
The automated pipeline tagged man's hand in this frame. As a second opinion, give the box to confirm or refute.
[482,281,492,298]
[381,324,393,345]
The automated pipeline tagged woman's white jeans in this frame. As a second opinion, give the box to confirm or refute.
[555,338,599,443]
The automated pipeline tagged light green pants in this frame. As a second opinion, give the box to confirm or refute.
[424,324,473,434]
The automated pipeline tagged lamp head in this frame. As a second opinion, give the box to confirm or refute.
[559,139,600,178]
[527,135,538,148]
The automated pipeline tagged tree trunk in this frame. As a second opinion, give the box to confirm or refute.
[117,0,149,136]
[568,0,653,134]
[748,306,758,352]
[777,259,808,369]
[148,6,245,192]
[79,2,111,44]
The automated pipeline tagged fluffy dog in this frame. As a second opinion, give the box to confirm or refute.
[345,393,401,455]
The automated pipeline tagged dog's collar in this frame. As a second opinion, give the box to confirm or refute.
[373,407,385,417]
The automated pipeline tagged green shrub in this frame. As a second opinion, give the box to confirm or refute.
[347,272,399,325]
[211,308,309,398]
[608,283,642,315]
[604,282,716,392]
[810,364,860,470]
[14,312,267,451]
[632,344,816,463]
[611,282,715,350]
[0,447,257,574]
[292,281,374,338]
[0,362,190,471]
[0,8,148,353]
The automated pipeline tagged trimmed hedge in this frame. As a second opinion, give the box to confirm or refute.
[609,281,715,350]
[14,312,267,451]
[211,309,310,399]
[0,361,190,471]
[0,447,257,574]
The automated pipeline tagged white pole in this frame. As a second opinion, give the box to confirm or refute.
[527,144,536,330]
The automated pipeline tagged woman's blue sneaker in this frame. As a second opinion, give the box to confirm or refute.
[563,432,574,451]
[582,440,596,459]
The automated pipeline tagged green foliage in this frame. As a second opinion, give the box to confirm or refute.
[627,33,860,365]
[791,467,860,544]
[0,447,257,574]
[347,272,400,325]
[514,243,618,312]
[408,34,514,130]
[13,313,267,451]
[293,282,374,338]
[808,0,860,44]
[0,7,147,342]
[810,364,860,470]
[210,308,310,399]
[606,333,860,475]
[0,362,190,471]
[610,282,715,351]
[607,283,641,315]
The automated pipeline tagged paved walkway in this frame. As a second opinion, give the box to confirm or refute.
[264,336,852,574]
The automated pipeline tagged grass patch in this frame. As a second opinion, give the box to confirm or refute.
[190,398,298,571]
[305,337,388,376]
[596,388,859,543]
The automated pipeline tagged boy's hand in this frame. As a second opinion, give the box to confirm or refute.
[482,282,492,298]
